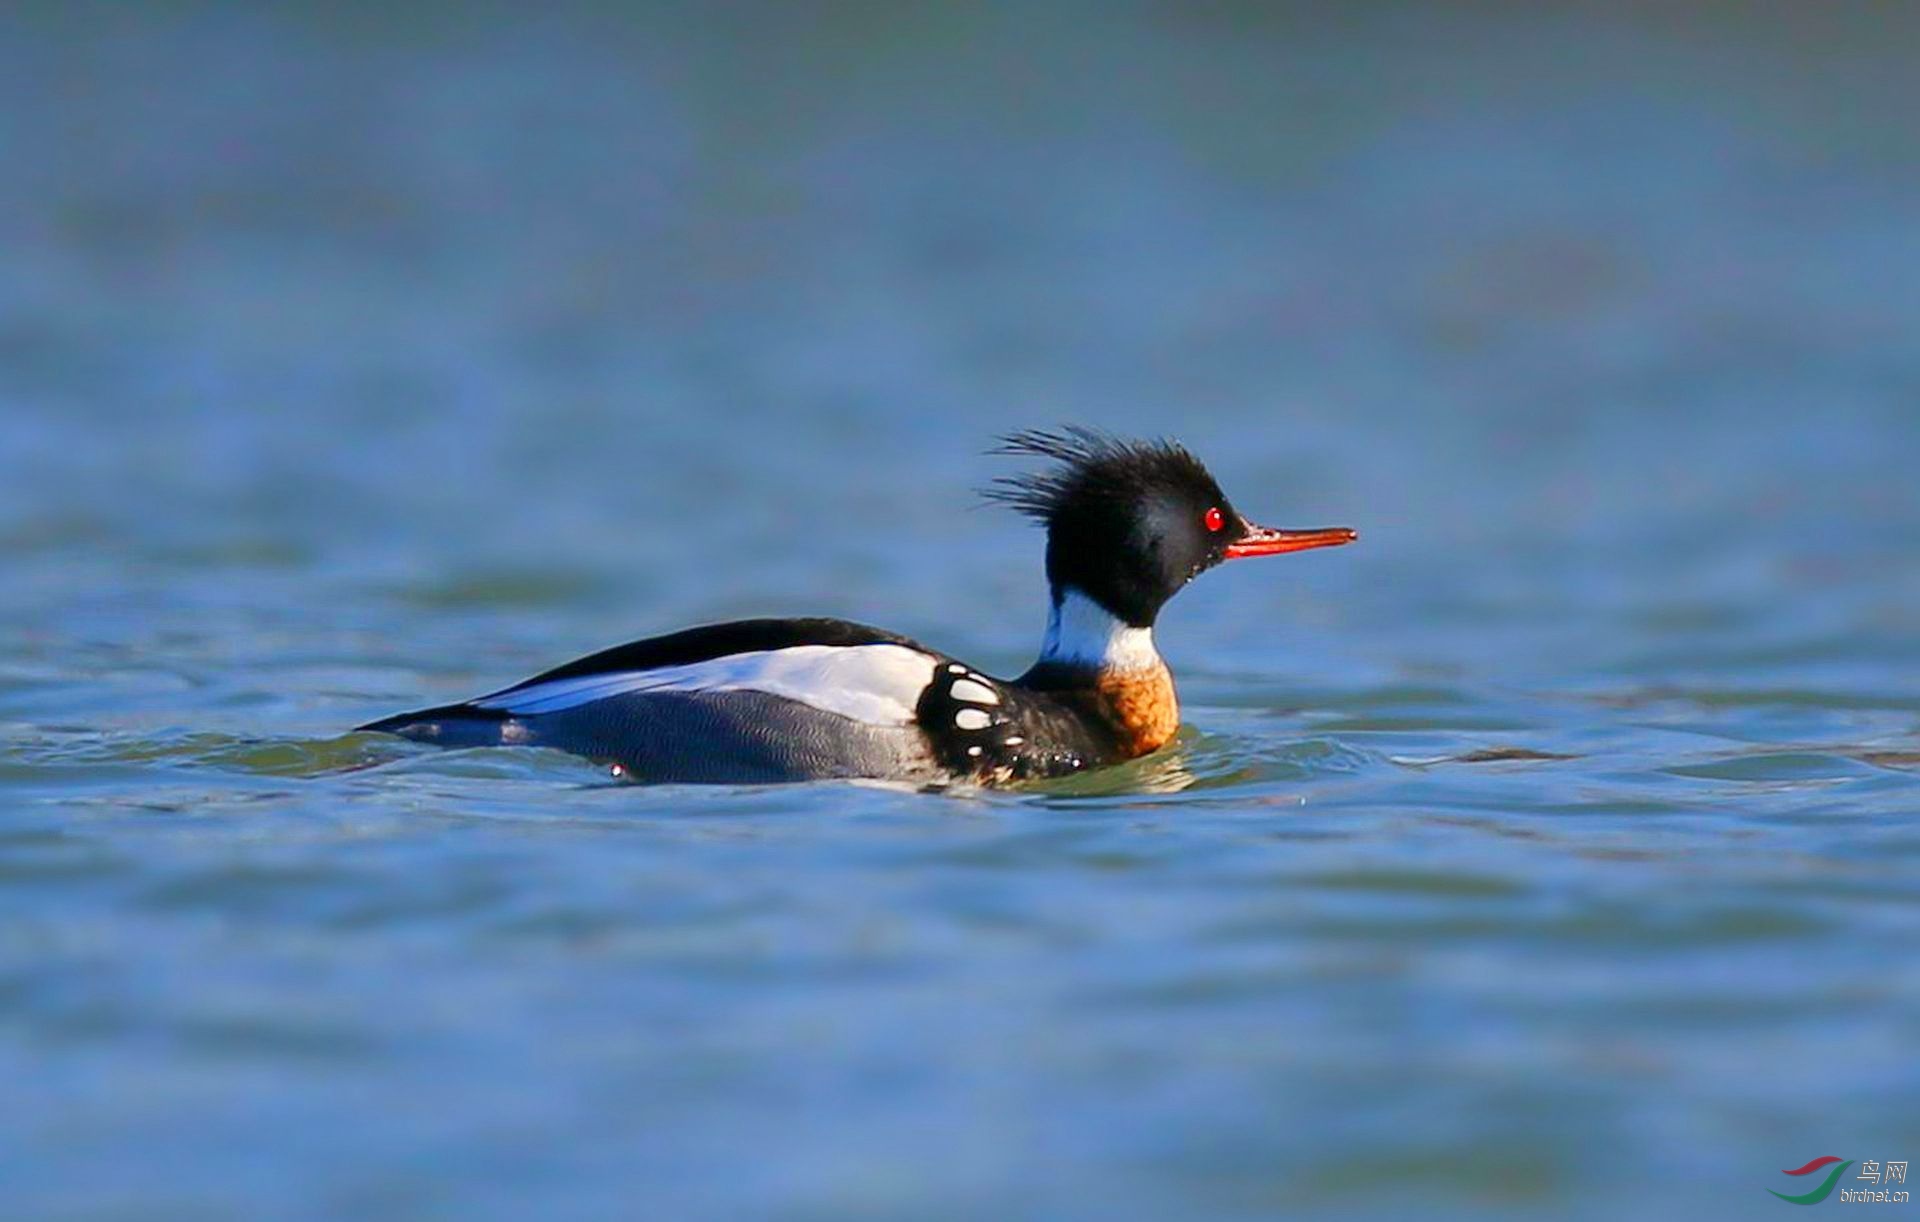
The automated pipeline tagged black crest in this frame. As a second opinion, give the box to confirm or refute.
[985,426,1239,626]
[984,427,1220,525]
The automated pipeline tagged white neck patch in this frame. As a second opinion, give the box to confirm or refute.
[1036,589,1161,674]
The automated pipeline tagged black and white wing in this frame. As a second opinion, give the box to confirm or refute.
[359,618,951,783]
[912,661,1117,783]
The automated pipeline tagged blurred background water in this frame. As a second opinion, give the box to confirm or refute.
[2,3,1918,1218]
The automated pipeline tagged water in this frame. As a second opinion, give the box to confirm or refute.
[4,5,1919,1218]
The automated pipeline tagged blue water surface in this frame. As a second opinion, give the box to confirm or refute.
[3,5,1918,1218]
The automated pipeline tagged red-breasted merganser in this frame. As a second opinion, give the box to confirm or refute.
[358,428,1356,785]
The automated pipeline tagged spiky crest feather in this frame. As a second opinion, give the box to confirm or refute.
[982,426,1221,523]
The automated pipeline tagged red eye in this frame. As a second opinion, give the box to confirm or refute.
[1204,506,1224,532]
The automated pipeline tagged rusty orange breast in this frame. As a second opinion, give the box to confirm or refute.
[1089,662,1180,759]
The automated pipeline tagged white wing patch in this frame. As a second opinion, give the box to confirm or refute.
[949,678,999,705]
[473,643,938,726]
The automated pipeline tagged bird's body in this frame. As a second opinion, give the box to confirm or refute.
[359,430,1355,786]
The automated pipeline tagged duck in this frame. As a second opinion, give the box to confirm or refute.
[358,427,1356,785]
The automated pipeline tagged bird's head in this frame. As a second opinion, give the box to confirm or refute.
[987,427,1356,629]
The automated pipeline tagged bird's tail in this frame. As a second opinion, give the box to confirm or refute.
[356,702,513,747]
